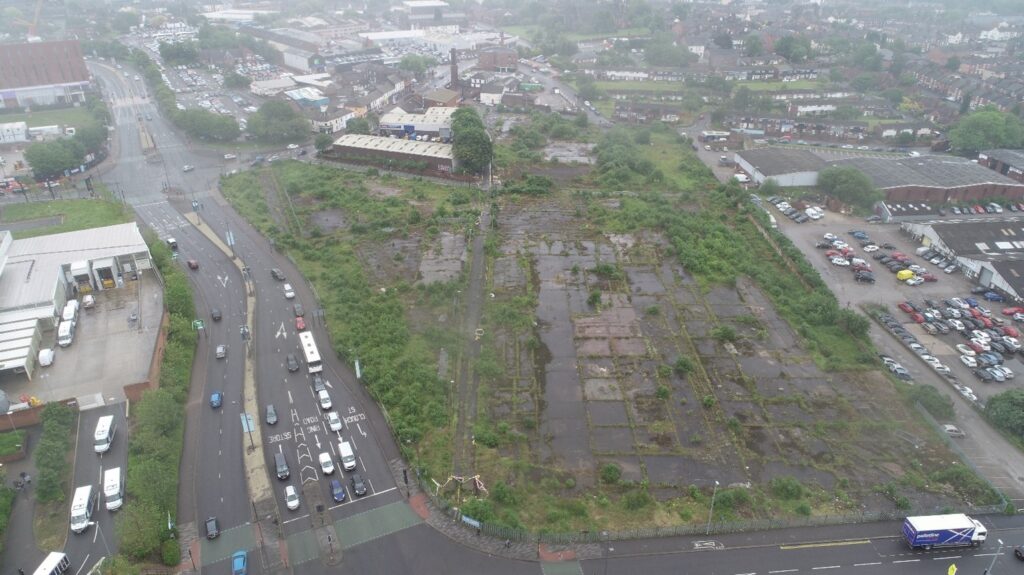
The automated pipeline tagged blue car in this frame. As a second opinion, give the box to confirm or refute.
[330,479,346,503]
[965,297,979,308]
[231,550,247,575]
[984,291,1006,302]
[210,391,223,408]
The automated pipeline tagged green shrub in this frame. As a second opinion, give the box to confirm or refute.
[769,476,804,500]
[656,364,672,378]
[794,502,812,516]
[701,395,716,408]
[673,357,695,375]
[911,385,955,420]
[711,325,738,342]
[655,384,671,400]
[35,403,75,503]
[460,497,496,522]
[587,289,602,307]
[623,489,653,511]
[0,486,15,554]
[161,539,180,566]
[600,463,622,484]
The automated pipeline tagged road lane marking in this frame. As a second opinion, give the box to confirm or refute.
[781,540,870,550]
[812,567,839,570]
[769,570,798,574]
[892,559,919,563]
[853,563,881,566]
[934,556,960,560]
[282,513,310,525]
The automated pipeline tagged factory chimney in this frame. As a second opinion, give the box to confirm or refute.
[450,48,458,90]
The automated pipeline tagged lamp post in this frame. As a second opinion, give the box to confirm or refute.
[705,480,720,535]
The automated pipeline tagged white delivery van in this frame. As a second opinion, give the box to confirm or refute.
[57,320,75,347]
[61,300,80,324]
[94,415,115,454]
[70,485,94,533]
[338,440,357,471]
[103,467,124,510]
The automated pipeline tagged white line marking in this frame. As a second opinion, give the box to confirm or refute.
[75,555,90,575]
[812,567,839,571]
[892,560,919,563]
[769,570,798,574]
[934,556,960,560]
[282,514,310,525]
[853,563,881,567]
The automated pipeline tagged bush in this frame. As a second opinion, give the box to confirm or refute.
[600,463,622,484]
[770,476,804,500]
[623,489,653,510]
[711,325,738,342]
[911,385,955,420]
[794,502,812,516]
[161,539,180,566]
[35,403,75,503]
[673,357,695,375]
[655,384,671,400]
[0,430,26,458]
[0,486,15,554]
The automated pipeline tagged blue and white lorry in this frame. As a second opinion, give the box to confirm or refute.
[902,514,987,549]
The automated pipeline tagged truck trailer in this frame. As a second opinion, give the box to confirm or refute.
[902,514,987,549]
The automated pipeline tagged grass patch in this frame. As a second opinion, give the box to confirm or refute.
[590,80,685,93]
[0,486,15,554]
[2,199,131,239]
[0,106,98,129]
[0,430,26,457]
[33,499,67,552]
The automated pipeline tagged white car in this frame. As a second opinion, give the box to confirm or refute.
[993,365,1015,379]
[284,283,295,299]
[960,355,978,367]
[971,330,991,342]
[327,411,342,432]
[949,319,966,331]
[287,143,300,150]
[944,264,958,274]
[908,265,926,274]
[832,241,850,249]
[933,364,952,375]
[971,338,991,351]
[951,297,970,309]
[223,153,237,160]
[38,348,55,367]
[906,276,924,286]
[824,233,838,241]
[945,308,962,319]
[1015,313,1024,322]
[908,343,927,354]
[956,344,976,357]
[943,424,966,438]
[319,452,335,475]
[285,485,300,510]
[831,257,850,267]
[863,244,879,252]
[977,306,992,318]
[182,164,195,172]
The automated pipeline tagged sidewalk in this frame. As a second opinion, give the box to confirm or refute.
[0,426,46,575]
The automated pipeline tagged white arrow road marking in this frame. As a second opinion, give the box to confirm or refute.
[217,275,230,288]
[314,434,321,449]
[276,322,287,339]
[357,423,367,437]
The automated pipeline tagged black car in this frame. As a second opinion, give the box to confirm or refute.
[286,353,300,372]
[973,369,995,382]
[816,240,833,249]
[854,272,875,283]
[990,341,1008,354]
[879,256,893,265]
[350,473,368,497]
[882,243,896,250]
[206,516,220,539]
[970,286,990,295]
[794,214,809,223]
[294,303,305,317]
[312,374,326,393]
[872,253,888,260]
[211,308,222,321]
[271,268,286,281]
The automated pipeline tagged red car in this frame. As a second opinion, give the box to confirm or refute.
[1002,326,1020,337]
[911,312,925,324]
[840,247,854,256]
[296,316,306,331]
[187,259,199,270]
[891,252,906,259]
[921,273,938,282]
[825,250,842,258]
[973,205,985,214]
[968,341,985,354]
[851,264,871,272]
[1002,307,1024,316]
[969,308,983,319]
[980,317,993,328]
[898,302,915,313]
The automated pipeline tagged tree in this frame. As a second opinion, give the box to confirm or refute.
[158,41,199,66]
[758,178,781,196]
[25,139,85,180]
[345,117,370,134]
[946,55,961,71]
[453,129,493,174]
[831,105,862,121]
[398,54,437,78]
[176,109,240,142]
[223,71,251,89]
[881,88,904,106]
[949,106,1024,155]
[896,131,916,146]
[73,121,108,153]
[775,35,811,62]
[315,133,334,152]
[986,389,1024,438]
[247,101,309,143]
[576,76,601,102]
[851,73,878,92]
[111,11,140,33]
[744,35,763,57]
[959,92,972,116]
[645,33,696,67]
[889,51,908,76]
[817,166,882,210]
[713,32,733,50]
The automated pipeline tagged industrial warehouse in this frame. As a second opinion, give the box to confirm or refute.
[327,134,455,173]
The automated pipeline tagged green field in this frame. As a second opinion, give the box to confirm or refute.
[591,80,685,93]
[736,80,821,92]
[2,199,131,239]
[0,107,97,129]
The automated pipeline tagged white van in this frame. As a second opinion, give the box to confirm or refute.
[61,300,80,324]
[915,246,931,256]
[338,440,356,471]
[94,415,115,454]
[103,467,124,510]
[57,320,75,347]
[70,485,94,533]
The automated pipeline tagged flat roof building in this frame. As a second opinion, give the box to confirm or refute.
[0,40,90,109]
[378,106,456,138]
[329,134,455,173]
[734,148,826,187]
[830,155,1024,203]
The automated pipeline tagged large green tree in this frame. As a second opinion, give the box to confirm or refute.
[247,101,309,142]
[774,35,812,62]
[986,389,1024,438]
[345,117,371,135]
[398,54,437,78]
[817,166,882,211]
[451,108,492,174]
[25,139,86,180]
[949,106,1024,155]
[176,109,240,142]
[158,41,199,65]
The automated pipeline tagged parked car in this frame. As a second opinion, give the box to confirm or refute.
[330,479,347,503]
[984,291,1006,302]
[350,473,368,496]
[285,485,300,510]
[961,355,978,368]
[232,551,247,575]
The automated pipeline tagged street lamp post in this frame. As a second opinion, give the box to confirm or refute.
[705,480,720,535]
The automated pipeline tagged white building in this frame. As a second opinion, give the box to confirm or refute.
[734,148,826,187]
[0,122,28,144]
[378,107,456,138]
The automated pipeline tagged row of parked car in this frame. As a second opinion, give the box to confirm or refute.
[766,196,823,224]
[815,230,889,283]
[949,202,1024,216]
[877,309,980,402]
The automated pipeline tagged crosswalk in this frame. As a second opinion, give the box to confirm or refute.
[135,200,190,238]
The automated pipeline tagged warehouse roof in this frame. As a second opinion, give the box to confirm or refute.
[930,220,1024,259]
[0,222,149,311]
[829,155,1024,190]
[981,149,1024,167]
[333,134,453,160]
[736,148,827,176]
[379,107,457,127]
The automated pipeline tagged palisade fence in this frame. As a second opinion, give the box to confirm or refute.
[415,474,1006,546]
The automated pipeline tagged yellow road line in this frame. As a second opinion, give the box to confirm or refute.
[780,540,872,550]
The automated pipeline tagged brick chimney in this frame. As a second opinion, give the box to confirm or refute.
[450,48,458,90]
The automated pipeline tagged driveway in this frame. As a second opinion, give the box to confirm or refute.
[773,206,1024,509]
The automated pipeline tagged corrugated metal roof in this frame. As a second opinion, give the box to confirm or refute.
[333,134,453,160]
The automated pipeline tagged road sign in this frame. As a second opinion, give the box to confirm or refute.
[240,413,255,433]
[192,319,205,331]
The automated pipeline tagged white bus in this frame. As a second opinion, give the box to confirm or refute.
[299,332,323,374]
[33,552,70,575]
[69,485,94,533]
[94,415,115,454]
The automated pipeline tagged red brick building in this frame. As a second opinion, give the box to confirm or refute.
[477,46,517,73]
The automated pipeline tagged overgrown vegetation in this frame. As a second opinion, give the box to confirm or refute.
[117,235,195,562]
[1,199,130,239]
[0,430,26,458]
[34,403,76,503]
